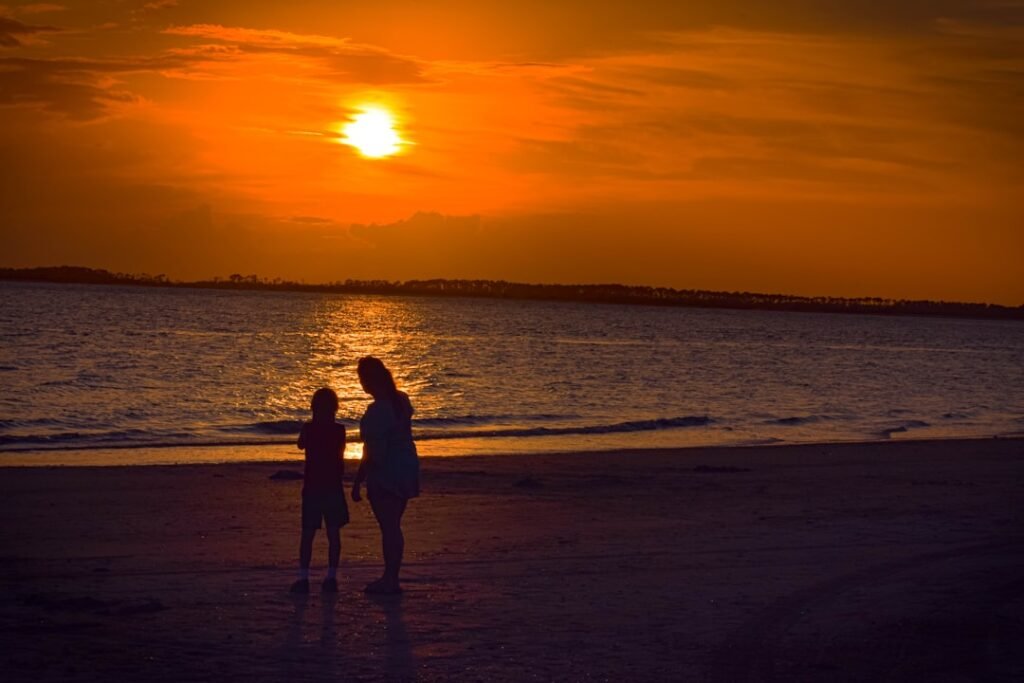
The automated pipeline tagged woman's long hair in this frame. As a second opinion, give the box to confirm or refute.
[357,356,412,420]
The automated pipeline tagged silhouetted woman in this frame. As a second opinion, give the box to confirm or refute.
[351,356,420,594]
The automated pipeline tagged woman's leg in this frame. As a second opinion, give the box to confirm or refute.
[369,488,408,587]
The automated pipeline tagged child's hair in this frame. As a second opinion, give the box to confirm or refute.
[357,356,411,419]
[311,387,339,421]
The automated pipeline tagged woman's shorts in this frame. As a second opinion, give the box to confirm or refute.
[301,492,350,530]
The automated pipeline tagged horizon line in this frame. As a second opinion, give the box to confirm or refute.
[2,265,1022,318]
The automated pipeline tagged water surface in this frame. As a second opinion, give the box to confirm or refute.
[2,282,1022,464]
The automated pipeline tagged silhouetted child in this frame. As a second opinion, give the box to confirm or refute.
[290,387,348,594]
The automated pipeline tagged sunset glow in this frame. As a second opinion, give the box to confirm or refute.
[0,1,1021,303]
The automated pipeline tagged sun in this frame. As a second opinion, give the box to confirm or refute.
[339,107,405,158]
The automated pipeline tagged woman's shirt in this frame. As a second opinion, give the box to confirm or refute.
[359,391,420,499]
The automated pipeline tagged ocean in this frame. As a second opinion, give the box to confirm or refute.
[2,281,1022,465]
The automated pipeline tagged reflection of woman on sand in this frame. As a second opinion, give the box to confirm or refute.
[351,356,420,595]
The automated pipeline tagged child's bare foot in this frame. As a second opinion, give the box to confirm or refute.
[289,579,310,594]
[321,577,338,593]
[363,578,402,595]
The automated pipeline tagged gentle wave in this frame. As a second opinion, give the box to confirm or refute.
[767,415,828,426]
[878,420,931,439]
[413,413,579,427]
[0,428,195,448]
[0,415,712,452]
[0,438,293,453]
[225,419,309,435]
[413,415,713,441]
[0,417,64,429]
[225,413,583,435]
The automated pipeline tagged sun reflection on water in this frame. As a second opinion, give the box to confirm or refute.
[272,295,437,447]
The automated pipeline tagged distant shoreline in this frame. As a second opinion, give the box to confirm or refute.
[2,265,1022,320]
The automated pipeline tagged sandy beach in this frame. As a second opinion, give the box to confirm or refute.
[2,437,1022,681]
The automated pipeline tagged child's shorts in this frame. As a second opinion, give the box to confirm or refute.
[301,492,349,530]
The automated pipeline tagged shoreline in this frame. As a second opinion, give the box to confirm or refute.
[1,433,1021,469]
[2,436,1022,680]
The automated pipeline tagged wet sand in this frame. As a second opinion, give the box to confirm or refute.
[2,437,1023,681]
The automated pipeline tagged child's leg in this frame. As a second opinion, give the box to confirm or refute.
[298,527,316,577]
[326,525,341,578]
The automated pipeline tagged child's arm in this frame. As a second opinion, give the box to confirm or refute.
[297,423,307,450]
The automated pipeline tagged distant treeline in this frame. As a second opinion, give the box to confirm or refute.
[2,265,1022,320]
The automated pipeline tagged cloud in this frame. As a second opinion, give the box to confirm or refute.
[19,3,65,14]
[356,0,1024,61]
[141,0,177,11]
[0,60,129,118]
[488,17,1024,200]
[0,16,57,47]
[618,65,737,90]
[128,1,178,22]
[288,215,336,225]
[0,55,188,118]
[163,23,429,84]
[165,24,351,46]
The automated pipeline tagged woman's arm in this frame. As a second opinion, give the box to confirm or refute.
[353,406,380,501]
[351,441,373,501]
[353,444,369,483]
[353,403,394,501]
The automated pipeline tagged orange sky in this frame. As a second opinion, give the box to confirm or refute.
[1,1,1022,303]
